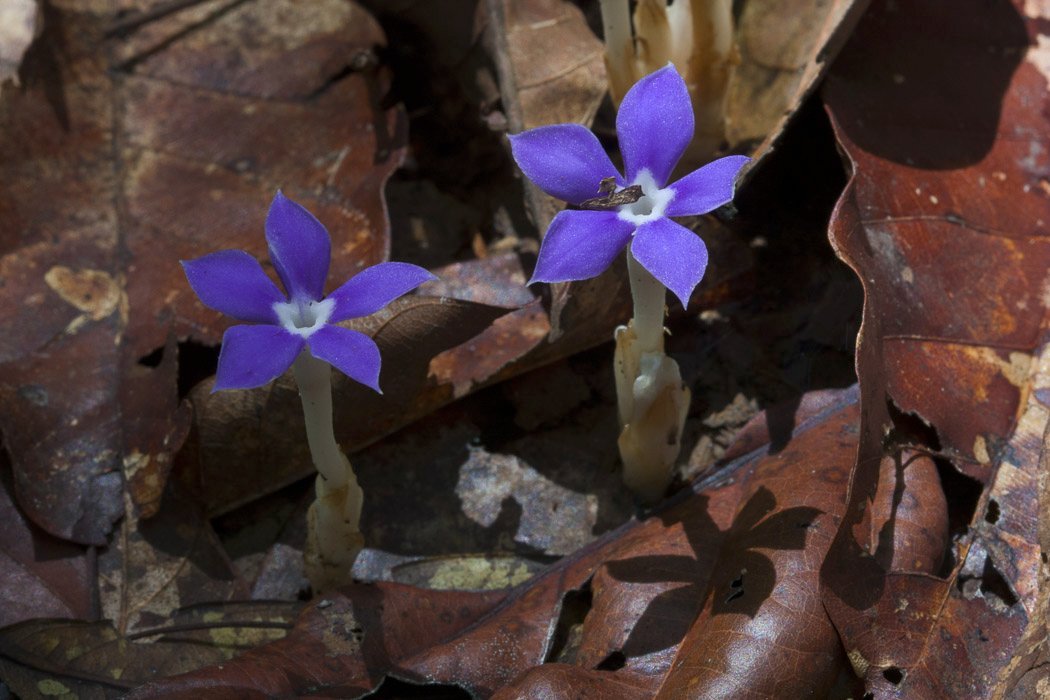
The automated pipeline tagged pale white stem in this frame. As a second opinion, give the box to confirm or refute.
[600,0,635,102]
[634,0,673,69]
[626,250,665,354]
[293,353,347,486]
[614,251,690,503]
[602,0,737,164]
[599,0,632,59]
[687,0,734,158]
[293,352,364,591]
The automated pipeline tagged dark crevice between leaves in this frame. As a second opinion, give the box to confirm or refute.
[934,458,983,578]
[545,582,593,665]
[363,676,472,700]
[138,339,218,400]
[364,3,534,269]
[671,97,861,481]
[303,49,380,101]
[19,0,70,131]
[595,651,626,672]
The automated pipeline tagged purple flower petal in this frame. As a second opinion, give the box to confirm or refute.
[617,65,694,187]
[327,262,437,323]
[307,325,382,393]
[509,125,622,205]
[630,217,708,309]
[265,191,331,302]
[214,324,304,391]
[530,210,635,284]
[181,250,285,323]
[665,155,750,217]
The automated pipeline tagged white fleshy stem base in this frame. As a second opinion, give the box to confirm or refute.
[614,253,690,503]
[305,472,364,591]
[293,352,365,591]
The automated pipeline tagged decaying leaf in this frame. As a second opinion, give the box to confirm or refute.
[819,0,1050,695]
[0,601,300,699]
[128,585,508,697]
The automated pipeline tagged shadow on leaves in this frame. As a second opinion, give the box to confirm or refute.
[604,487,822,659]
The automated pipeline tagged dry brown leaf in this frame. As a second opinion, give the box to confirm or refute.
[0,460,94,628]
[819,0,1050,695]
[0,601,300,699]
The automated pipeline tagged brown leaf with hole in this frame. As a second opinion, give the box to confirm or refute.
[819,0,1050,696]
[115,387,945,698]
[0,0,404,544]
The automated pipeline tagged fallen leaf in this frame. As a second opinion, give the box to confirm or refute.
[128,585,507,698]
[488,0,609,230]
[819,0,1050,695]
[490,664,652,700]
[728,0,870,170]
[0,601,300,699]
[0,458,94,628]
[97,476,249,636]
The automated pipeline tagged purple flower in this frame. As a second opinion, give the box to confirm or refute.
[509,65,749,307]
[182,191,435,392]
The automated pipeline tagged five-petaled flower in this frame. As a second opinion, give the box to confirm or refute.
[182,191,435,392]
[509,64,749,307]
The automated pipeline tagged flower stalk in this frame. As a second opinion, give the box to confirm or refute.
[293,352,364,590]
[600,0,735,164]
[614,252,690,503]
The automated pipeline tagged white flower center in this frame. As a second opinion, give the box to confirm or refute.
[616,169,673,226]
[274,297,335,339]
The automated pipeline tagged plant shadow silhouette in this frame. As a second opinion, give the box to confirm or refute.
[604,486,822,660]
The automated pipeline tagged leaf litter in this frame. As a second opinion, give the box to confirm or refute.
[1,0,1046,698]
